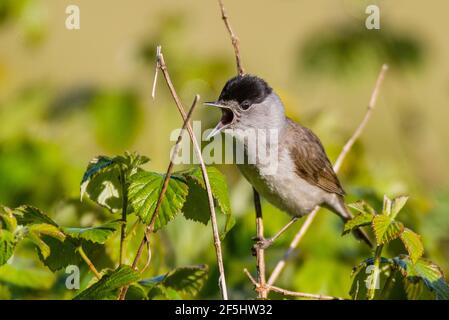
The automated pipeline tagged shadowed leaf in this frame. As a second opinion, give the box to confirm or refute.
[74,265,140,300]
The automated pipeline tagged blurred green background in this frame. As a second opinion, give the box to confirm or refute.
[0,0,448,299]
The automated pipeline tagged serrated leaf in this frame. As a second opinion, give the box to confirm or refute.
[113,152,150,177]
[128,171,188,231]
[163,265,209,297]
[0,230,15,266]
[74,265,140,300]
[349,257,391,300]
[146,265,208,300]
[348,201,377,215]
[181,166,234,238]
[393,255,449,300]
[80,156,123,213]
[383,195,393,216]
[0,264,55,290]
[63,220,120,244]
[26,231,51,259]
[13,205,57,226]
[343,212,374,235]
[391,195,409,219]
[23,223,66,259]
[28,223,66,241]
[372,214,404,245]
[400,228,424,263]
[0,206,17,232]
[37,236,103,272]
[404,277,423,300]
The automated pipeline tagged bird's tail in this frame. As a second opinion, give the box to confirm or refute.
[333,198,374,248]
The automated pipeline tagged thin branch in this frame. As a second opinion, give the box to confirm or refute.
[253,189,268,299]
[77,245,101,280]
[243,269,342,300]
[156,49,229,300]
[217,0,245,75]
[118,93,200,300]
[118,168,128,266]
[267,64,389,287]
[268,285,343,300]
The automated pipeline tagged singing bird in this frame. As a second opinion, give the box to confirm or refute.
[205,74,372,249]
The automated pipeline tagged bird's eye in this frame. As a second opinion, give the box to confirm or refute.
[240,100,251,110]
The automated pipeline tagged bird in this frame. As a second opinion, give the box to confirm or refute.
[205,74,372,249]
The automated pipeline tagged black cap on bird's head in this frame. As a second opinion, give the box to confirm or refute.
[205,75,273,139]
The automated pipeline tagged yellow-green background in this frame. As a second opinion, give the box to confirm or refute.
[0,0,448,299]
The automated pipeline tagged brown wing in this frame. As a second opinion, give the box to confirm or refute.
[287,120,345,196]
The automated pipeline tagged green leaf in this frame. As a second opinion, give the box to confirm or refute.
[400,228,424,263]
[74,265,140,300]
[404,277,424,300]
[26,231,51,259]
[349,257,391,300]
[343,212,374,235]
[37,236,103,272]
[146,265,209,300]
[13,205,57,226]
[0,229,15,266]
[181,166,234,238]
[391,195,409,219]
[0,264,55,290]
[25,223,66,259]
[372,214,404,245]
[163,265,209,297]
[0,206,17,232]
[348,200,377,215]
[28,223,66,241]
[128,171,188,230]
[383,195,393,216]
[393,255,449,300]
[80,156,123,213]
[63,220,121,244]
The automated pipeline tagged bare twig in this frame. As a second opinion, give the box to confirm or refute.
[77,245,101,280]
[156,49,229,300]
[119,47,229,300]
[151,46,161,99]
[243,269,342,300]
[118,93,200,300]
[118,168,128,266]
[267,64,389,287]
[217,0,245,75]
[253,189,268,299]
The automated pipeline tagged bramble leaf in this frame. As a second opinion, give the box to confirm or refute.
[128,171,188,231]
[372,214,404,245]
[181,166,235,238]
[348,201,377,215]
[80,156,123,213]
[393,256,449,300]
[63,220,121,244]
[0,230,15,266]
[400,228,424,263]
[391,195,409,219]
[74,265,140,300]
[13,205,57,226]
[343,212,374,235]
[0,206,17,232]
[146,264,209,300]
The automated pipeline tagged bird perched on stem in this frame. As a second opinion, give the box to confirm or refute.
[205,74,372,249]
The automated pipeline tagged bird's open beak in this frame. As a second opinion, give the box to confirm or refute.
[204,101,234,140]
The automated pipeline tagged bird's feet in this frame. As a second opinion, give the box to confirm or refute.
[251,236,273,255]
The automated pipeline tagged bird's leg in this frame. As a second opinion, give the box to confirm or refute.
[252,216,299,252]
